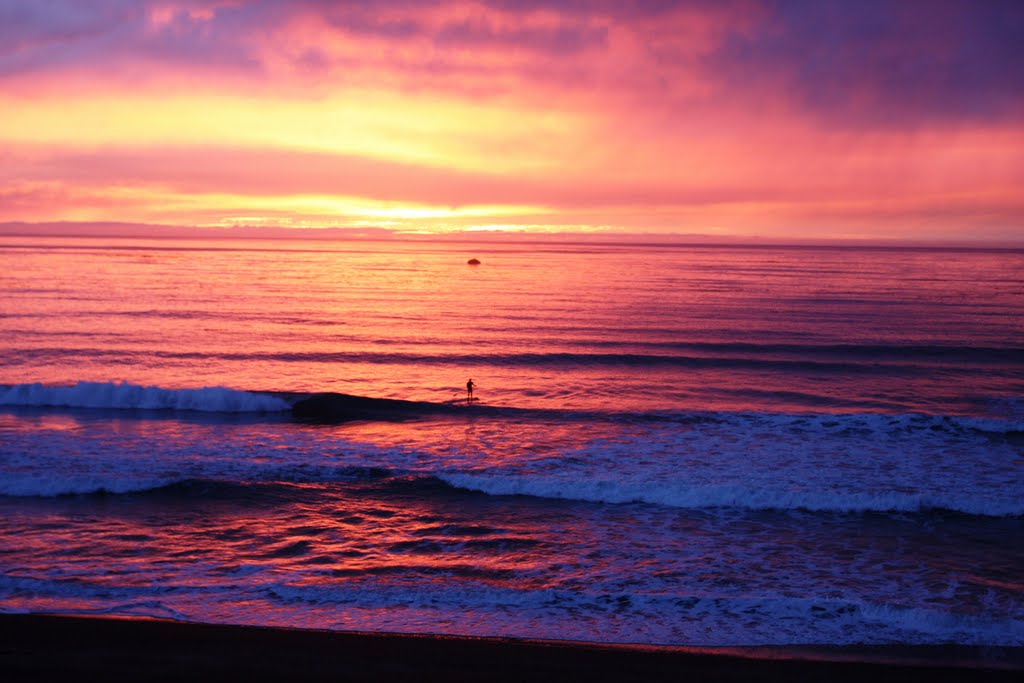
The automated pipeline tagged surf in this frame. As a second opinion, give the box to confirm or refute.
[0,381,290,413]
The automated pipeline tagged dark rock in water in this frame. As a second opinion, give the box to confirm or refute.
[467,258,481,265]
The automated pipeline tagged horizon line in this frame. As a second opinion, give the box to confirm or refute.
[2,220,1022,250]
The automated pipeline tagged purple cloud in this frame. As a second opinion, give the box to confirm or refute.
[1,0,1021,127]
[435,17,606,55]
[0,0,264,79]
[708,0,1024,125]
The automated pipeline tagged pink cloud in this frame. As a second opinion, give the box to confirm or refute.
[1,1,1022,240]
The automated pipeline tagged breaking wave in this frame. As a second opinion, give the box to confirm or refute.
[4,466,1021,519]
[0,381,290,413]
[438,474,1024,518]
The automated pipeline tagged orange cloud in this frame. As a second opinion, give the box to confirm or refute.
[1,1,1022,241]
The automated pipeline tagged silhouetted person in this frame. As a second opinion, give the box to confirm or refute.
[466,378,475,403]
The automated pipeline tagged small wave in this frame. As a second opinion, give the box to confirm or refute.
[0,467,399,499]
[0,476,274,499]
[256,582,1024,646]
[0,381,290,413]
[984,396,1024,423]
[0,473,185,498]
[10,347,979,374]
[639,409,1024,436]
[192,350,929,374]
[3,381,1021,435]
[438,474,1024,518]
[4,574,1020,647]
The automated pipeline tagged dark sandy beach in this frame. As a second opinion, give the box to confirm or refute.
[1,614,1021,682]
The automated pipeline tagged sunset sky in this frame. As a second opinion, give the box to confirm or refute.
[2,0,1023,241]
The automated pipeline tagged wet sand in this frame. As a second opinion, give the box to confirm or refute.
[1,614,1021,682]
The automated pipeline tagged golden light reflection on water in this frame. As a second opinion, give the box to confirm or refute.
[2,236,1022,643]
[0,412,84,433]
[3,237,1023,417]
[0,472,558,608]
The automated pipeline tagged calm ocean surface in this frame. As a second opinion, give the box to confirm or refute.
[1,235,1022,646]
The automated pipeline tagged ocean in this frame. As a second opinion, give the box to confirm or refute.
[1,235,1022,647]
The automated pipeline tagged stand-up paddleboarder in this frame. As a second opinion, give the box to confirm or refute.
[466,378,475,403]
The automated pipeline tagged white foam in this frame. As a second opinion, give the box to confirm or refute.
[0,381,290,412]
[3,552,1022,646]
[859,602,1024,644]
[431,409,1024,518]
[2,397,1020,516]
[244,581,1024,646]
[438,473,1024,516]
[0,423,412,498]
[951,414,1024,434]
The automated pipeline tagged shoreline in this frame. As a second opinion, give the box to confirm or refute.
[2,613,1021,682]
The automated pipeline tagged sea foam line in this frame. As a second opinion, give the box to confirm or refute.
[438,473,1024,517]
[0,381,290,413]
